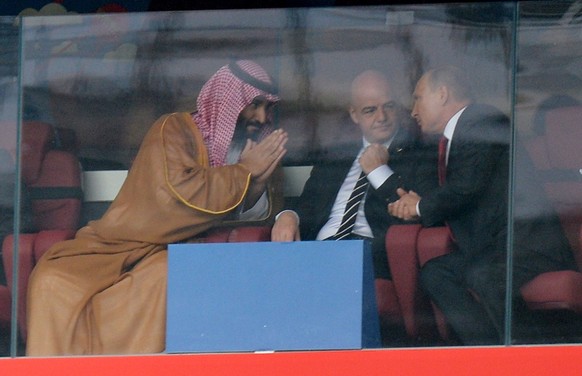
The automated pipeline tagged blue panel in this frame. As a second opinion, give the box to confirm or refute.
[361,240,381,347]
[166,240,380,353]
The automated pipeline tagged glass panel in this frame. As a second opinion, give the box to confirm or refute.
[17,2,519,357]
[0,16,21,357]
[512,0,582,345]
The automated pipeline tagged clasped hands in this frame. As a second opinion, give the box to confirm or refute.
[239,128,288,184]
[359,144,420,221]
[388,188,421,221]
[360,144,420,221]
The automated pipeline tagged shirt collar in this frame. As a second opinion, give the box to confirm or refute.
[362,131,395,150]
[443,106,467,141]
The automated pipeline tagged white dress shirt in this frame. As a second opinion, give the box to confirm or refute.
[316,137,394,240]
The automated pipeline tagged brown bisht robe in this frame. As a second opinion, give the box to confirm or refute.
[26,112,268,355]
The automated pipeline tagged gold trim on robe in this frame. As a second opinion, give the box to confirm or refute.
[26,113,272,356]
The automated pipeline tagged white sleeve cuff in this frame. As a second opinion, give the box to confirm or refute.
[275,209,300,225]
[366,164,394,189]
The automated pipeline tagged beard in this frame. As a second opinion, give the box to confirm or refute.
[227,117,276,165]
[225,118,266,165]
[232,118,265,145]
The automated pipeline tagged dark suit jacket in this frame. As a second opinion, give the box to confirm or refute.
[291,120,438,247]
[418,103,575,286]
[419,104,510,262]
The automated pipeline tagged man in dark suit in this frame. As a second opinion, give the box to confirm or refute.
[389,66,577,345]
[271,69,437,284]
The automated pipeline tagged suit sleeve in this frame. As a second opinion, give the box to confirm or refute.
[372,141,439,204]
[288,164,333,240]
[419,112,509,227]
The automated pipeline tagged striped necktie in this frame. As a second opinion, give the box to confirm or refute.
[330,171,368,240]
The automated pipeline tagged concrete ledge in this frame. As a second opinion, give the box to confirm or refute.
[82,166,312,203]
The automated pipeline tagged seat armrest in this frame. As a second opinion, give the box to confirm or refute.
[386,224,455,341]
[226,226,271,242]
[521,270,582,312]
[385,224,422,337]
[417,227,454,267]
[0,285,11,330]
[203,226,271,243]
[374,278,401,325]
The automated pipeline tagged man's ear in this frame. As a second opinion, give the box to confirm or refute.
[349,106,358,124]
[438,85,449,106]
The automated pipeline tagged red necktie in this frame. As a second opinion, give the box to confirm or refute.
[438,136,448,185]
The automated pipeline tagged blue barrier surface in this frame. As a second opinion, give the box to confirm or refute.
[166,240,380,353]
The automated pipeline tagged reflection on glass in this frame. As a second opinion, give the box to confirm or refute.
[19,4,513,356]
[0,1,577,358]
[512,0,582,344]
[0,16,22,357]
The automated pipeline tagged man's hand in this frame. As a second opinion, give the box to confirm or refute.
[359,144,388,174]
[388,188,421,221]
[271,211,301,242]
[239,129,287,210]
[240,128,288,183]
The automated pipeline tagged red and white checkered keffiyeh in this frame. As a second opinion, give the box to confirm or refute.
[193,60,280,167]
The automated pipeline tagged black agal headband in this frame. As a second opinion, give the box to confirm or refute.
[228,62,278,96]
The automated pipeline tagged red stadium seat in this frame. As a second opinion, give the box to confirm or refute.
[519,105,582,314]
[0,121,82,343]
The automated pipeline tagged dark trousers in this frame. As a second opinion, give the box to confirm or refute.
[420,252,506,345]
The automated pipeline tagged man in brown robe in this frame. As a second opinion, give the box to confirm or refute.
[26,60,288,356]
